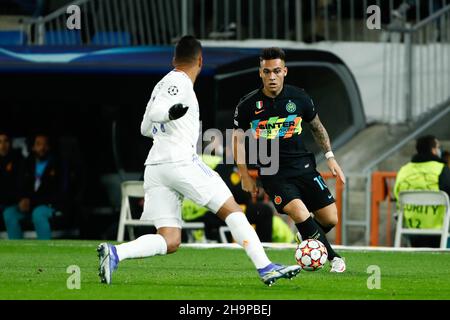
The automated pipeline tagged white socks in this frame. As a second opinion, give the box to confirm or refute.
[114,213,271,270]
[115,234,167,261]
[225,212,271,269]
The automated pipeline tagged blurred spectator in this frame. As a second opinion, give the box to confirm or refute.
[394,135,450,248]
[3,133,63,239]
[0,131,23,225]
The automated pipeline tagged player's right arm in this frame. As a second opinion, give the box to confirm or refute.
[232,101,258,195]
[232,129,258,195]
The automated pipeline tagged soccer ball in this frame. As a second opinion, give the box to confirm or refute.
[295,239,328,271]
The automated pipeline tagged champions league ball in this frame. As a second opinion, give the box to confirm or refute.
[295,239,328,271]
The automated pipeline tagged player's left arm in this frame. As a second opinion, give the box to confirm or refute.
[309,115,346,184]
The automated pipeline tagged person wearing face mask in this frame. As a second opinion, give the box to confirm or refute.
[394,135,450,248]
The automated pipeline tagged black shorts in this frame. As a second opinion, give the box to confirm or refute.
[261,170,335,213]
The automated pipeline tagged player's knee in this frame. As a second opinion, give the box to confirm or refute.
[315,204,338,228]
[324,208,338,227]
[166,239,181,254]
[282,201,310,223]
[327,215,338,227]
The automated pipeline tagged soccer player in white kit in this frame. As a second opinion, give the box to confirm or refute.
[97,36,301,286]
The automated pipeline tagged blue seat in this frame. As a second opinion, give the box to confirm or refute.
[45,30,81,45]
[91,32,131,46]
[0,31,27,45]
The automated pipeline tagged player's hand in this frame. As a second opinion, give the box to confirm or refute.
[327,158,346,184]
[168,103,189,120]
[241,174,259,196]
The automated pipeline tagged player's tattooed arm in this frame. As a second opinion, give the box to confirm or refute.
[309,115,331,153]
[310,115,346,184]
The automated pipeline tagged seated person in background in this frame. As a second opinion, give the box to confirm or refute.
[0,131,23,225]
[394,135,450,248]
[3,133,62,240]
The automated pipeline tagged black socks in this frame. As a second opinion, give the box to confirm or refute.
[296,216,340,260]
[313,217,334,234]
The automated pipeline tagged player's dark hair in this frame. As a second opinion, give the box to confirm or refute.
[416,135,437,154]
[174,35,202,64]
[259,47,286,62]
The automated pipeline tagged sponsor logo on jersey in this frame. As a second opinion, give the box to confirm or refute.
[256,101,263,109]
[286,100,297,113]
[250,115,303,139]
[254,109,264,115]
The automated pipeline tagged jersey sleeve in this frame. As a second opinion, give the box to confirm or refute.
[141,78,186,136]
[233,100,250,130]
[144,79,186,123]
[302,94,318,123]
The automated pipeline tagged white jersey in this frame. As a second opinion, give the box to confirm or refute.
[141,70,200,165]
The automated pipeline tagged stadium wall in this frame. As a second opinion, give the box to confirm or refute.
[203,39,449,124]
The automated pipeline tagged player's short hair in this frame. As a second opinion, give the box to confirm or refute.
[416,135,437,154]
[259,47,286,62]
[174,35,202,64]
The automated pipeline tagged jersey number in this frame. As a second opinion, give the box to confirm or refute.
[314,176,328,191]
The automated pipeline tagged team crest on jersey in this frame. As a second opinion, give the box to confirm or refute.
[274,195,282,205]
[286,100,297,113]
[168,86,179,96]
[256,101,263,109]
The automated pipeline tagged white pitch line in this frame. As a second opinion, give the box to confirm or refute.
[1,241,448,253]
[181,242,450,252]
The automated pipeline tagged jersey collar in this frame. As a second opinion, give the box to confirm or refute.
[260,85,286,100]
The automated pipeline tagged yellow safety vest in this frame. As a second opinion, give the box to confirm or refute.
[394,161,446,229]
[272,215,295,243]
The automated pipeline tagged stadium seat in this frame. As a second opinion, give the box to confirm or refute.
[91,31,131,46]
[116,181,205,242]
[0,30,27,45]
[219,226,232,243]
[394,191,450,248]
[45,30,81,45]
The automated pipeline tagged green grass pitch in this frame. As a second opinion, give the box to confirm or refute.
[0,240,449,300]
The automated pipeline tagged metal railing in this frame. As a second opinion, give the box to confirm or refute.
[22,0,186,45]
[382,3,450,124]
[21,0,449,46]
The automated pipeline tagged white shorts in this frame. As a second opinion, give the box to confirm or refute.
[140,155,233,228]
